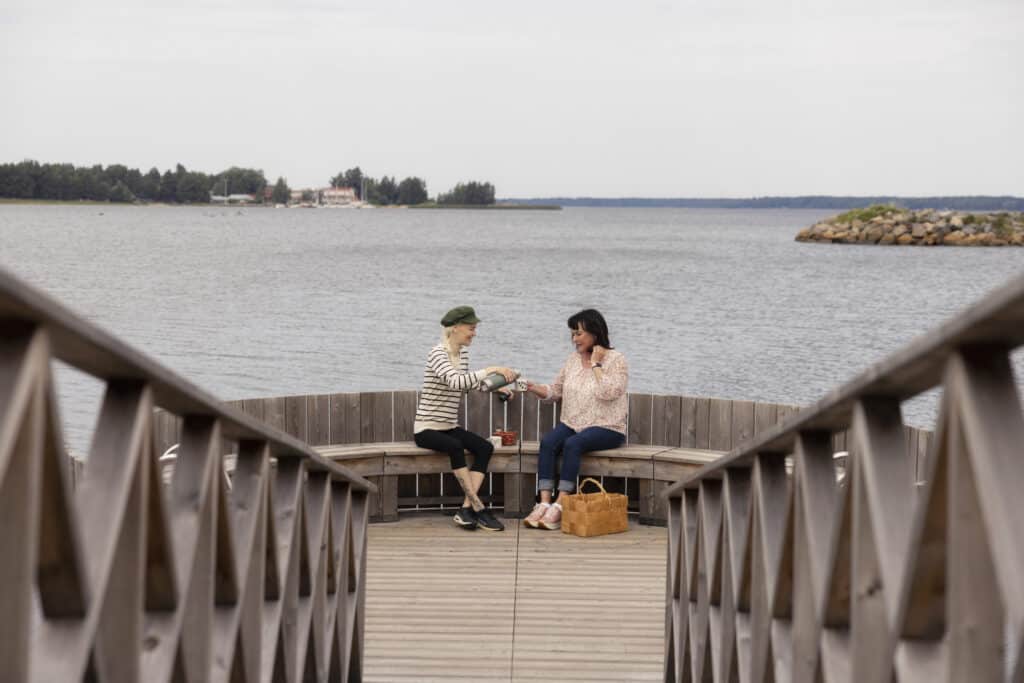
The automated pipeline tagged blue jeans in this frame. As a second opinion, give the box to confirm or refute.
[537,422,626,493]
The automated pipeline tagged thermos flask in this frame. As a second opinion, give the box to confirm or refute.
[481,369,520,391]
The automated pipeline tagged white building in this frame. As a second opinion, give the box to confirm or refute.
[321,186,357,206]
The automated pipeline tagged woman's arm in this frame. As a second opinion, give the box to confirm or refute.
[528,358,567,401]
[427,348,486,391]
[591,352,628,401]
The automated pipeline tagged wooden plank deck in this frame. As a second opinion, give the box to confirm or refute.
[364,515,666,682]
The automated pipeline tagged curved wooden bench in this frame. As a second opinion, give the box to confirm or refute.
[315,441,724,525]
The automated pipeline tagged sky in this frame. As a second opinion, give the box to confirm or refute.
[2,0,1021,197]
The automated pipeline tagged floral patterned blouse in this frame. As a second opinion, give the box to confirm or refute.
[540,349,629,434]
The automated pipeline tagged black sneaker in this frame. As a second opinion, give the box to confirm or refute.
[475,508,505,532]
[453,507,478,530]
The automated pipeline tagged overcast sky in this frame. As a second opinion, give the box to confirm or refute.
[2,0,1021,197]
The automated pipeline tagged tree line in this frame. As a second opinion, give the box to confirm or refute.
[327,167,431,206]
[0,159,498,206]
[0,160,274,204]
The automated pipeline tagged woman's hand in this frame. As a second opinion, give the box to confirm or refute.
[483,367,518,382]
[591,345,608,365]
[525,381,548,399]
[495,367,517,382]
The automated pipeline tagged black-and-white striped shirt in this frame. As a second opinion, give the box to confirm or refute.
[413,344,487,433]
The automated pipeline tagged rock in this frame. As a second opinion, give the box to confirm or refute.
[796,210,1023,246]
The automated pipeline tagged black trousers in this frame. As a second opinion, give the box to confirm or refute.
[414,427,494,472]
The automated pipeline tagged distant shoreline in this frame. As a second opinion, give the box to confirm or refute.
[6,196,1023,212]
[502,196,1024,211]
[0,198,561,210]
[410,203,561,211]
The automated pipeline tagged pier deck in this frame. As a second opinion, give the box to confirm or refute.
[364,515,665,682]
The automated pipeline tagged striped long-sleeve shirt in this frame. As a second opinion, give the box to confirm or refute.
[413,344,488,433]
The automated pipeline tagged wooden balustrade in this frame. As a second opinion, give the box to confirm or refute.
[175,390,931,525]
[662,273,1024,682]
[0,267,375,682]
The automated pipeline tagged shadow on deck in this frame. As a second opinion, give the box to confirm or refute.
[364,515,665,682]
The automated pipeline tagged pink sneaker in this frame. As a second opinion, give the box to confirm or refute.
[539,502,562,530]
[524,502,550,528]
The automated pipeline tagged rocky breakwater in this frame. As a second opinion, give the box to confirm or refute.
[796,205,1024,246]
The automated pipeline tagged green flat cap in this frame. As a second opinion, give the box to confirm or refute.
[441,305,480,326]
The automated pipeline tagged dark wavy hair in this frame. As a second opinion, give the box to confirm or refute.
[567,309,612,349]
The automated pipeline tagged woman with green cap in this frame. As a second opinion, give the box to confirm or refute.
[413,305,517,531]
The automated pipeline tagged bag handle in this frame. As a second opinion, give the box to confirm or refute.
[578,477,608,495]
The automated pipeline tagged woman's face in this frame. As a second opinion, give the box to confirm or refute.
[452,323,477,347]
[571,323,596,353]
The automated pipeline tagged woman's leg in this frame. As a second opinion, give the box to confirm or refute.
[414,429,484,510]
[555,427,626,499]
[537,422,575,504]
[447,427,495,510]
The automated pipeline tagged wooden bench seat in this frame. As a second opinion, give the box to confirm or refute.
[313,440,724,525]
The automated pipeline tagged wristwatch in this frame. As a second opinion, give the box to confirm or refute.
[592,362,603,369]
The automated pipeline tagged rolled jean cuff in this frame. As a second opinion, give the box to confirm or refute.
[537,478,555,493]
[558,479,576,493]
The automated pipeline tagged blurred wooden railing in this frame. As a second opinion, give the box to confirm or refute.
[662,273,1024,682]
[0,267,376,682]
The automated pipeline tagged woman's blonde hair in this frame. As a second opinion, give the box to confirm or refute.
[440,325,461,365]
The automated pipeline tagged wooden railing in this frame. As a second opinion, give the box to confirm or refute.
[0,267,376,683]
[164,391,929,525]
[662,273,1024,682]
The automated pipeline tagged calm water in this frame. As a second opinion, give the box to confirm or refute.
[1,204,1021,449]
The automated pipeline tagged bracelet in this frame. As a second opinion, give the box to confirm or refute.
[592,362,603,369]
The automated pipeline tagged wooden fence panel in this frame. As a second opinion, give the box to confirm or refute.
[653,394,683,448]
[628,393,654,445]
[308,394,331,446]
[467,390,491,438]
[264,396,286,431]
[521,392,541,443]
[679,395,699,448]
[753,401,778,436]
[285,394,307,441]
[240,397,264,424]
[328,392,361,445]
[694,397,711,450]
[731,399,755,448]
[393,390,417,441]
[709,398,733,452]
